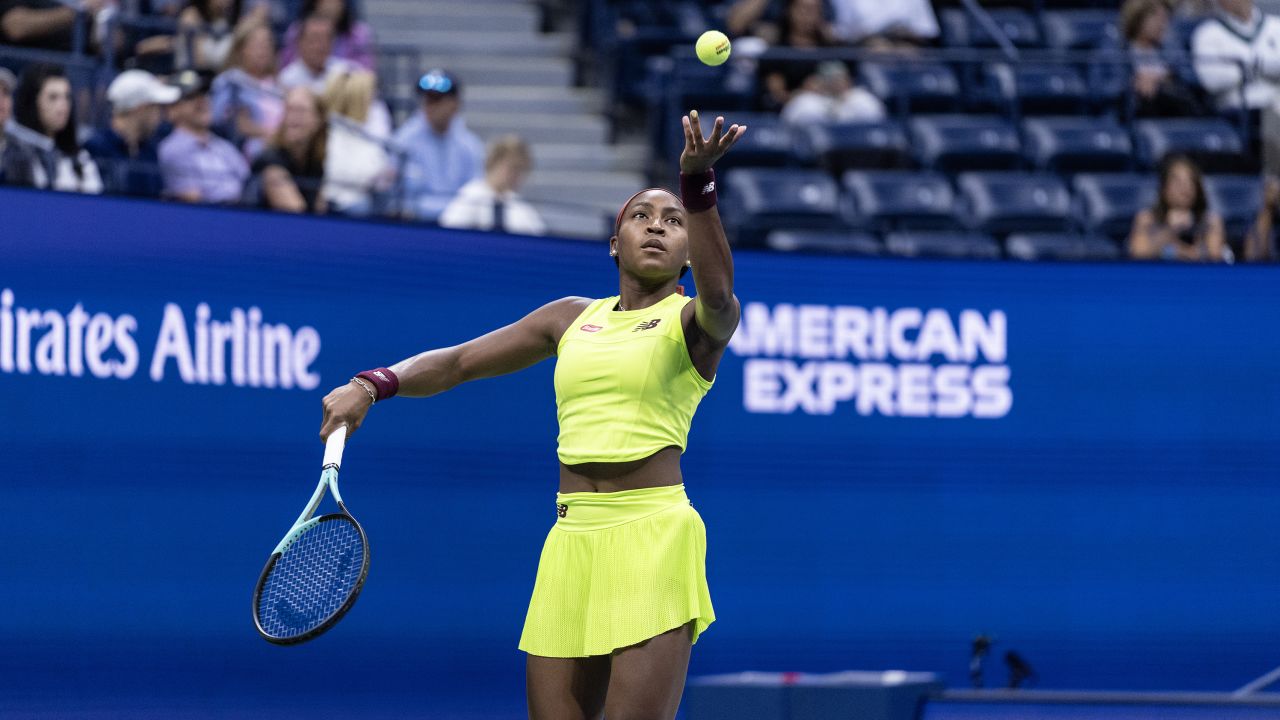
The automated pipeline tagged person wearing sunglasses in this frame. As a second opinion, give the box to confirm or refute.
[391,68,484,223]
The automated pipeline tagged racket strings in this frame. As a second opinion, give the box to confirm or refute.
[257,517,365,639]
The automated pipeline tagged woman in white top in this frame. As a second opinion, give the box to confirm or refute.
[211,21,285,157]
[320,70,391,216]
[440,134,547,235]
[11,63,102,195]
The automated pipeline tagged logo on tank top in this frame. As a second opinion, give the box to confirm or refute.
[580,324,602,333]
[556,503,568,518]
[633,319,662,332]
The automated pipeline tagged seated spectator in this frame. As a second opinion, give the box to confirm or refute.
[1192,0,1280,112]
[392,69,484,222]
[0,0,107,52]
[440,134,546,235]
[211,21,284,156]
[251,86,328,213]
[158,70,250,203]
[830,0,939,49]
[1122,0,1209,116]
[322,70,390,215]
[1244,175,1279,260]
[1128,154,1226,261]
[0,66,38,186]
[85,70,180,198]
[781,60,885,124]
[176,0,267,72]
[756,0,840,112]
[280,0,375,71]
[9,63,102,194]
[278,16,355,94]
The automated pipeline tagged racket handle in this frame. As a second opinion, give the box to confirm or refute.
[323,425,348,469]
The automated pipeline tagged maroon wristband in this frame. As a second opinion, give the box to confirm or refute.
[680,169,717,212]
[356,367,399,402]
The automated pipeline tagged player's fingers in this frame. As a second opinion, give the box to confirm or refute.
[690,110,705,149]
[724,124,747,150]
[682,115,695,149]
[709,116,725,146]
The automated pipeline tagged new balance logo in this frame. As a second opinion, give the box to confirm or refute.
[557,503,568,518]
[373,371,388,381]
[633,319,661,332]
[701,181,715,195]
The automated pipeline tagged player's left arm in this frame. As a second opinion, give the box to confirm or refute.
[680,111,745,344]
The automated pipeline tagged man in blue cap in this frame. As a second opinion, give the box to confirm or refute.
[392,68,484,223]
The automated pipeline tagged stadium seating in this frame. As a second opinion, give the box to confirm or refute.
[859,61,962,115]
[1204,175,1263,248]
[1022,116,1133,173]
[1005,232,1122,260]
[697,112,796,169]
[983,63,1092,115]
[958,171,1074,236]
[843,171,961,232]
[1133,119,1249,173]
[941,9,1043,48]
[721,169,844,246]
[1040,10,1122,50]
[765,230,883,256]
[796,122,913,173]
[885,231,1004,259]
[910,115,1023,173]
[1073,173,1158,241]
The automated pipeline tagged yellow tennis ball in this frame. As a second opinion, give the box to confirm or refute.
[696,30,731,67]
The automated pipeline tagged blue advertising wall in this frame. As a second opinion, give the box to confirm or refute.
[2,187,1279,716]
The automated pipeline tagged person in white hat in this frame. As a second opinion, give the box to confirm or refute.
[84,69,181,197]
[0,66,39,187]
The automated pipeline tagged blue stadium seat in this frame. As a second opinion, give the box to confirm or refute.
[1204,174,1263,248]
[765,230,884,256]
[1134,119,1249,173]
[1041,10,1122,50]
[884,231,1003,260]
[941,9,1042,48]
[984,63,1091,115]
[842,171,961,232]
[957,172,1074,236]
[796,122,913,173]
[1073,173,1158,241]
[1005,233,1122,261]
[682,112,796,169]
[910,115,1022,173]
[859,61,962,114]
[721,169,844,247]
[1022,116,1133,173]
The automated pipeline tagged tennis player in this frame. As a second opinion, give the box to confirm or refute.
[320,110,745,720]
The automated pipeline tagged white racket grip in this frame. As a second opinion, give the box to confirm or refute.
[323,425,348,469]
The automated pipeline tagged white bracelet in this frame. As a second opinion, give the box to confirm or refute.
[350,376,377,403]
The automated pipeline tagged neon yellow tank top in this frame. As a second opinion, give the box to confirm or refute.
[554,293,714,464]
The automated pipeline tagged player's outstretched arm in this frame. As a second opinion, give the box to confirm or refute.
[681,110,744,343]
[320,296,588,439]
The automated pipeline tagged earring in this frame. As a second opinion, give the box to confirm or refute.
[610,250,618,256]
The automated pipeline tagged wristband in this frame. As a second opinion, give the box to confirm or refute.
[680,169,717,212]
[356,367,399,402]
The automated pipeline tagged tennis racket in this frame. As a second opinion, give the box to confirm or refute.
[252,425,370,644]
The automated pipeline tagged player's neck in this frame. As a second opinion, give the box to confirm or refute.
[616,278,677,312]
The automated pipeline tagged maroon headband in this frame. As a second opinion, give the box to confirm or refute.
[613,187,681,236]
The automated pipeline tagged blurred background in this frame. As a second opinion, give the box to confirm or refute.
[4,0,1280,718]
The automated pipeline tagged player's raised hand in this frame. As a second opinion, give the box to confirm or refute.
[680,110,746,174]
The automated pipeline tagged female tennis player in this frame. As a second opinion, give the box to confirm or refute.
[319,110,745,720]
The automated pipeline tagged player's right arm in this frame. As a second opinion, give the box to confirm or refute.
[320,296,589,439]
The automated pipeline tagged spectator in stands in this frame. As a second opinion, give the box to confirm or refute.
[211,21,283,157]
[85,70,180,198]
[278,15,355,94]
[1128,154,1226,261]
[0,66,38,186]
[393,68,484,222]
[781,59,885,124]
[9,63,102,193]
[440,134,546,235]
[0,0,107,52]
[1244,175,1280,260]
[322,69,390,215]
[176,0,266,71]
[1122,0,1209,116]
[280,0,375,71]
[1191,0,1280,112]
[251,86,328,213]
[158,70,249,203]
[755,0,840,112]
[829,0,939,49]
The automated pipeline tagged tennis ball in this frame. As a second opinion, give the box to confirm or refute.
[696,30,731,67]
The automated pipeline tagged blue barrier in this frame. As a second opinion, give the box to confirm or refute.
[3,187,1280,715]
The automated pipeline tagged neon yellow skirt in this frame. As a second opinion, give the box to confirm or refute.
[518,483,715,658]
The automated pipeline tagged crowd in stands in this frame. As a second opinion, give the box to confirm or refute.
[0,0,547,233]
[4,0,1280,260]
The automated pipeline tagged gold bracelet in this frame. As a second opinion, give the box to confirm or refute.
[350,376,377,403]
